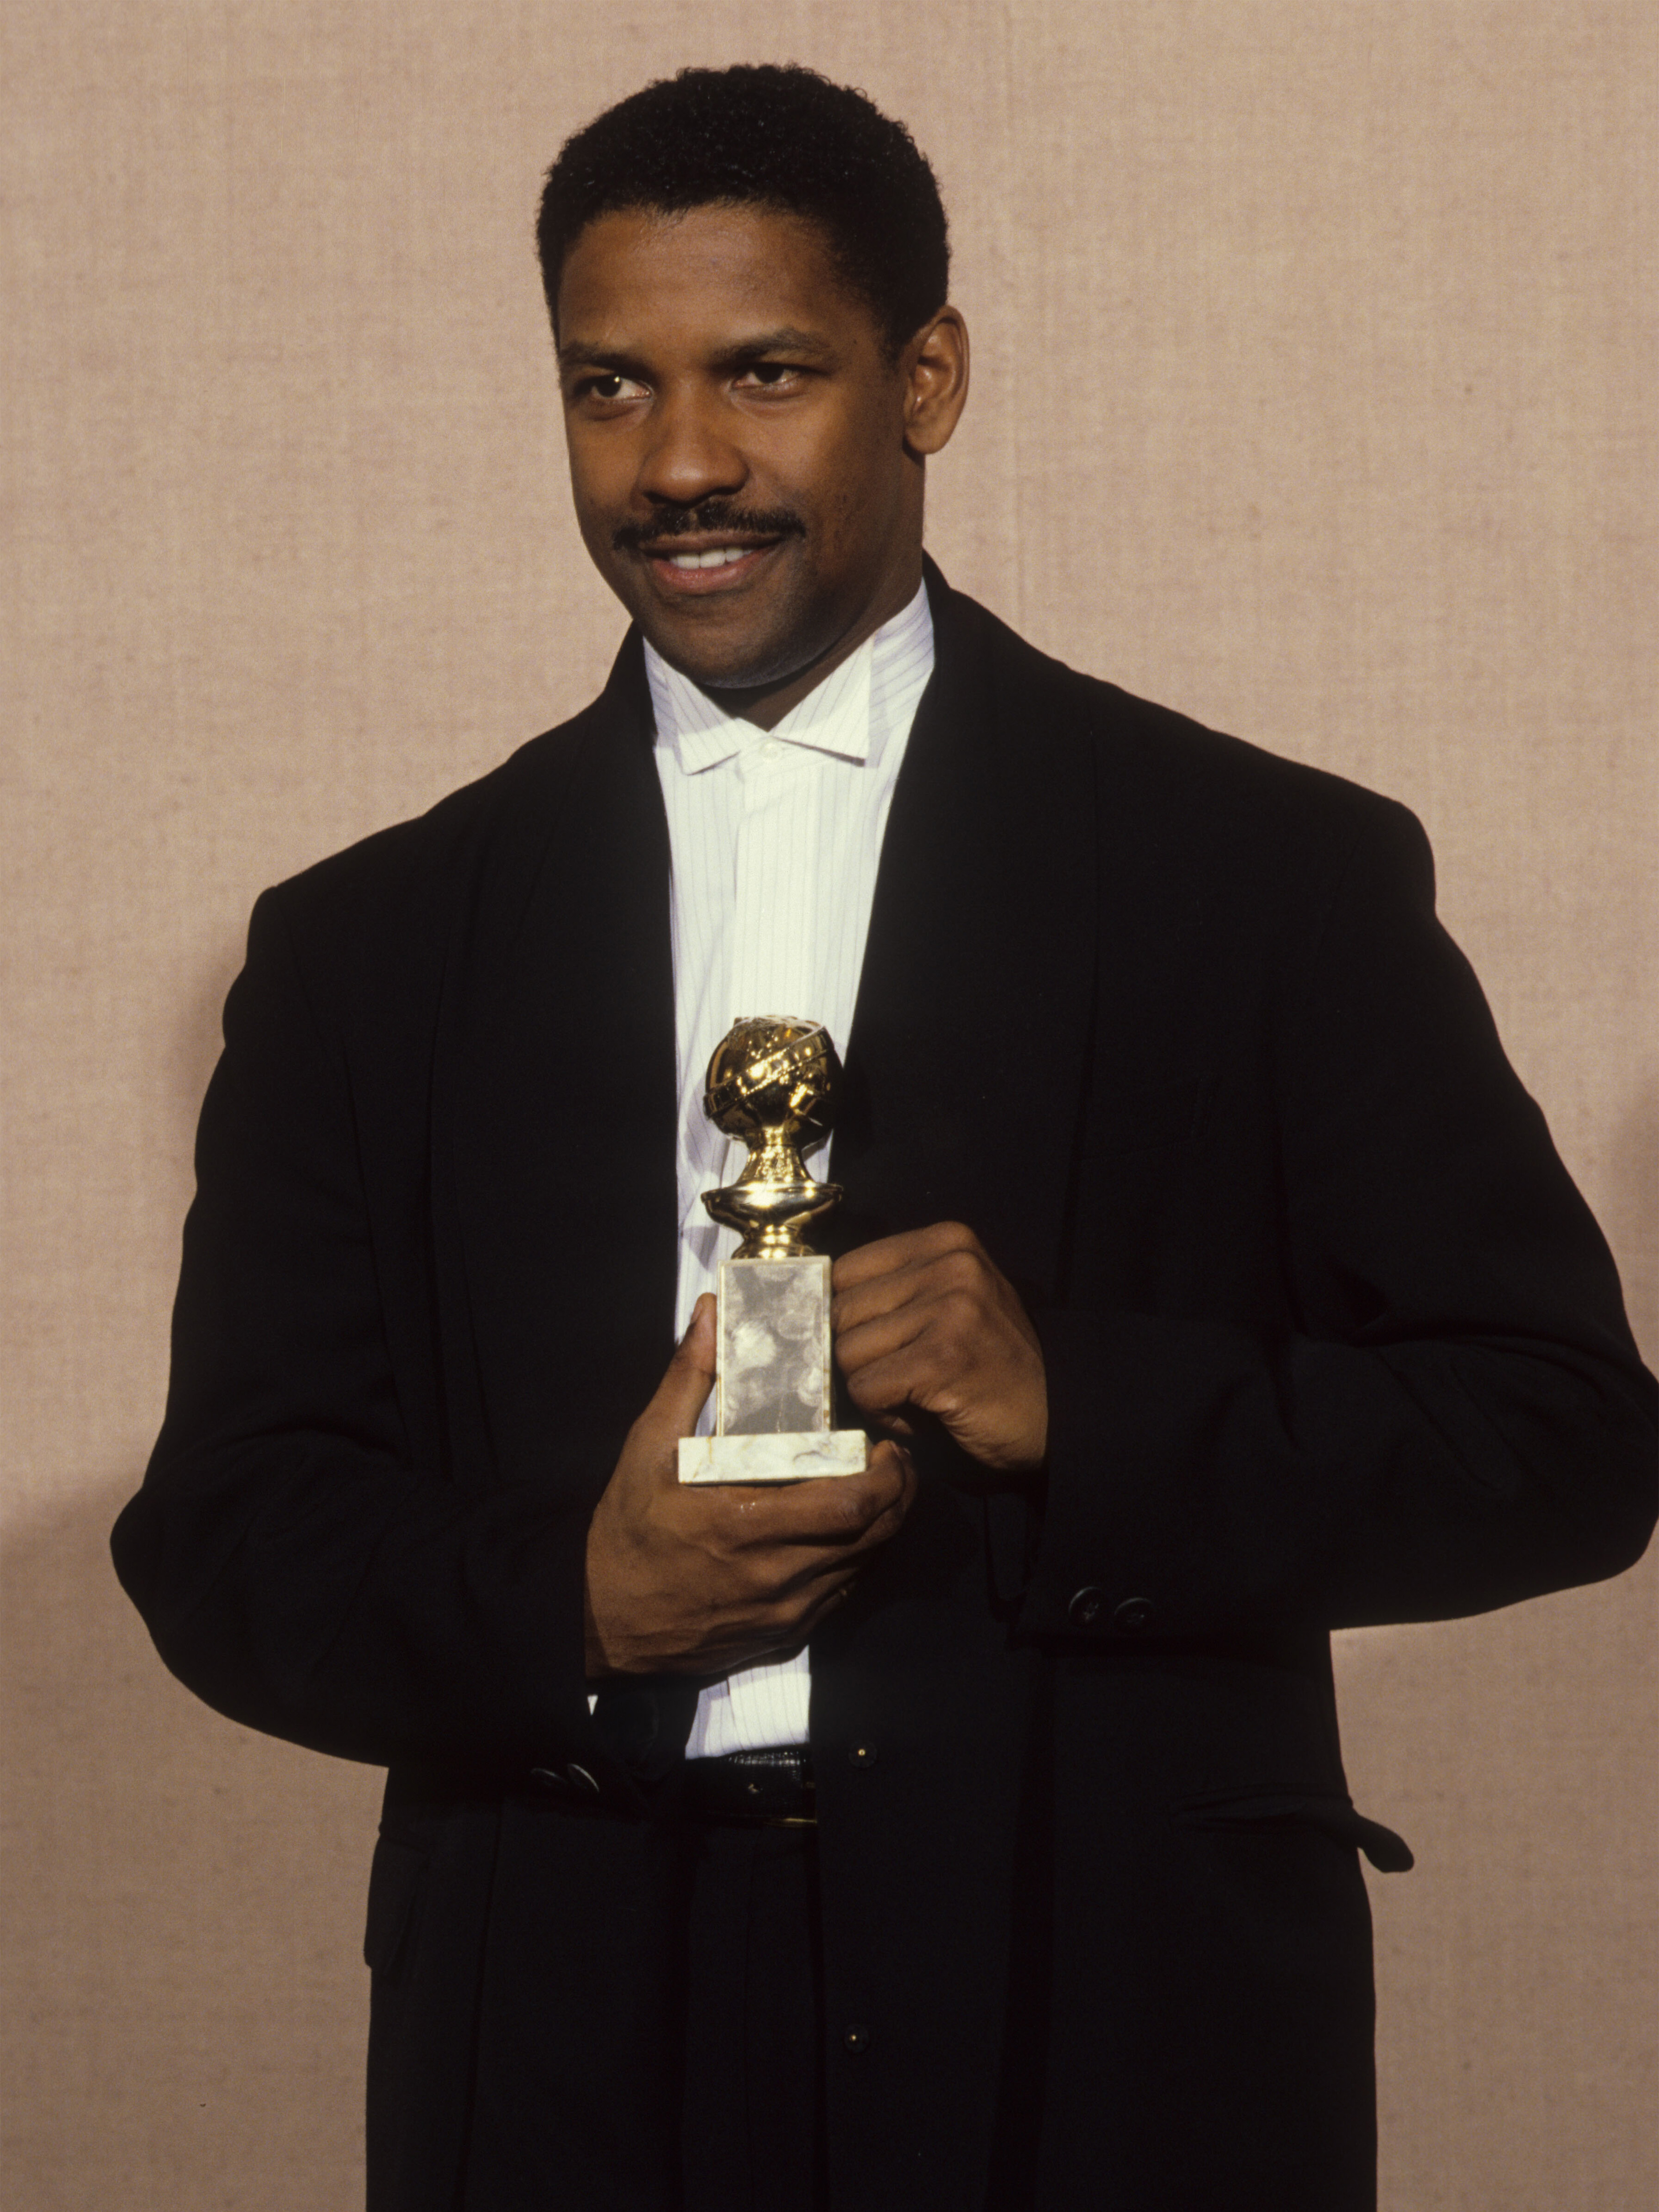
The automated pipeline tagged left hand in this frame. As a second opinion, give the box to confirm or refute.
[832,1223,1048,1477]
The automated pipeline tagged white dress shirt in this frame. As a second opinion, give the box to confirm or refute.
[645,580,935,1757]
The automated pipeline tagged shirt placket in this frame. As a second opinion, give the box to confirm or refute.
[726,739,821,1140]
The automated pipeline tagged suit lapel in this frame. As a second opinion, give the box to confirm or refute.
[834,565,1098,1300]
[445,637,680,1495]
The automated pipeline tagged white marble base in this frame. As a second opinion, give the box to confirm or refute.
[678,1431,869,1485]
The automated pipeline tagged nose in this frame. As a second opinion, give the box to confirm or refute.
[634,382,747,512]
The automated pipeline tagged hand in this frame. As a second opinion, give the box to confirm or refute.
[832,1223,1048,1477]
[583,1296,917,1678]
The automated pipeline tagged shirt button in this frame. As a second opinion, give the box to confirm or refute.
[1067,1586,1106,1628]
[843,2023,872,2054]
[1112,1597,1157,1633]
[760,738,783,760]
[848,1742,878,1768]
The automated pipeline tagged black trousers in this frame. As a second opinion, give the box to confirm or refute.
[680,1820,826,2212]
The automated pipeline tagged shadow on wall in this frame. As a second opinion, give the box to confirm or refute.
[0,1479,382,2212]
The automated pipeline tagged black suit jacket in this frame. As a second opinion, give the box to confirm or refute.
[113,567,1655,2212]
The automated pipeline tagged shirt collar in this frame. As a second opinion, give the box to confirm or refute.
[645,579,933,777]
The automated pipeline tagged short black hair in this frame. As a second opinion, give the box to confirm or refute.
[537,65,949,358]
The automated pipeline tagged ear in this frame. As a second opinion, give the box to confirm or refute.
[902,308,970,459]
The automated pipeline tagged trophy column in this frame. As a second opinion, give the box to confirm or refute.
[677,1018,869,1486]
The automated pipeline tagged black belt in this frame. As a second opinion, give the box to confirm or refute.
[684,1747,816,1827]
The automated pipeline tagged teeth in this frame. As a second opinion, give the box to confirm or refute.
[666,546,754,569]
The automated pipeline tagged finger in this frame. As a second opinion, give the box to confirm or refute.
[834,1291,938,1380]
[769,1443,919,1576]
[832,1222,980,1294]
[710,1441,913,1550]
[643,1294,718,1441]
[863,1437,917,1526]
[831,1252,938,1335]
[754,1547,873,1629]
[833,1246,993,1341]
[764,1463,916,1607]
[822,1442,917,1553]
[697,1447,916,1632]
[842,1336,969,1425]
[710,1481,885,1558]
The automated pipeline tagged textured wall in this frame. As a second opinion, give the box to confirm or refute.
[3,4,1654,2206]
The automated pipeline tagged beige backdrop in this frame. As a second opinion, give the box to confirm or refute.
[4,3,1654,2206]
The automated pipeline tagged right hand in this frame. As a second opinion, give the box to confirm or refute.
[583,1295,916,1678]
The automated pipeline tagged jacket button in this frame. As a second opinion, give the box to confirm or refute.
[567,1763,601,1794]
[848,1742,878,1768]
[1112,1597,1156,1632]
[529,1767,568,1791]
[843,2023,871,2054]
[1067,1586,1106,1628]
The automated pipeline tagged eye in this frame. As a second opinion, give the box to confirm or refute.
[735,362,803,392]
[577,371,649,404]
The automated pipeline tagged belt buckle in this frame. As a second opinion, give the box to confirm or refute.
[704,1750,815,1827]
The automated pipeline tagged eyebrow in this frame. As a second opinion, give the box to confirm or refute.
[557,326,840,374]
[723,327,837,362]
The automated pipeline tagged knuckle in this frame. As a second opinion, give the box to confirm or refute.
[827,1483,872,1537]
[874,1441,909,1487]
[854,1483,892,1530]
[744,1548,783,1591]
[832,1319,866,1364]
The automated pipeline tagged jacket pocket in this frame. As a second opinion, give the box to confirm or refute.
[363,1835,429,1978]
[1170,1784,1413,1872]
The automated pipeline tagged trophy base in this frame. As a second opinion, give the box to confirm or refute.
[678,1432,869,1485]
[680,1248,866,1483]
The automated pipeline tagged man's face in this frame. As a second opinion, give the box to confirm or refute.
[556,203,957,696]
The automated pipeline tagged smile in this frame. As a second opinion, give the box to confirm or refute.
[666,546,753,569]
[639,539,783,597]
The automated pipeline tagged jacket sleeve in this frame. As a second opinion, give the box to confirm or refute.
[110,888,615,1783]
[1019,800,1656,1641]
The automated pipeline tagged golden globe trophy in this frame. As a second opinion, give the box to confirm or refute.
[677,1017,869,1485]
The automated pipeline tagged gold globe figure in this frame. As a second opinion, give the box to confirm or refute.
[701,1017,844,1259]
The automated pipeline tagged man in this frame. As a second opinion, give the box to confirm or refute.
[112,63,1655,2212]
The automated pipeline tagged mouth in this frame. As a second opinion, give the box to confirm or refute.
[630,532,792,599]
[659,544,762,571]
[641,540,780,596]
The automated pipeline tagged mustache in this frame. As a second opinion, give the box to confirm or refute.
[612,500,807,554]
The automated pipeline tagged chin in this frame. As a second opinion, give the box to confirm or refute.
[658,641,797,691]
[639,605,824,695]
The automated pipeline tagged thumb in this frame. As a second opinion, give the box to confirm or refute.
[649,1292,718,1438]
